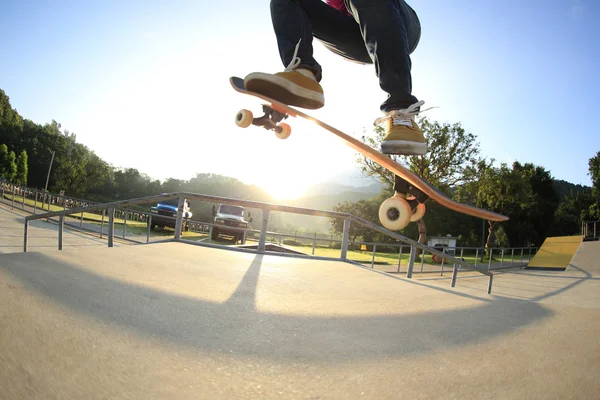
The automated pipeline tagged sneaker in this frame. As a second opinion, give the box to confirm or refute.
[244,39,325,109]
[375,101,428,155]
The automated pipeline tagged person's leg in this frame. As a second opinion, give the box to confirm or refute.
[345,0,427,155]
[245,0,370,109]
[344,0,421,112]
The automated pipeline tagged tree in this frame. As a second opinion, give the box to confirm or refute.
[550,189,595,236]
[358,117,483,244]
[588,152,600,220]
[457,162,534,251]
[331,188,396,245]
[15,150,28,185]
[0,145,17,182]
[509,162,559,245]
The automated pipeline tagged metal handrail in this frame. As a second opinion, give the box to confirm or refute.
[22,191,497,294]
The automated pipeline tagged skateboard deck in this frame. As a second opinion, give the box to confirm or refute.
[229,76,509,229]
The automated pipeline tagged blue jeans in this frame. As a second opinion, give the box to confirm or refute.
[270,0,421,111]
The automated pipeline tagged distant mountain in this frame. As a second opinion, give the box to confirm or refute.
[269,181,383,236]
[553,179,591,200]
[290,182,382,210]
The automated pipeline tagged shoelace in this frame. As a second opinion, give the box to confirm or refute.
[373,100,436,126]
[284,39,302,72]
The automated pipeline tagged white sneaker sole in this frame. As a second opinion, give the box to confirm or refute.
[381,140,428,156]
[244,72,325,109]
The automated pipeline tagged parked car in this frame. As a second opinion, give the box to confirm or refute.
[212,204,252,244]
[149,198,192,231]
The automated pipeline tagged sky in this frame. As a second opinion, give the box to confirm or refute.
[1,0,599,200]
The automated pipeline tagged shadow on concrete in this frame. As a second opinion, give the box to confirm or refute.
[1,251,553,363]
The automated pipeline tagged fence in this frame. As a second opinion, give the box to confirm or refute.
[15,187,540,294]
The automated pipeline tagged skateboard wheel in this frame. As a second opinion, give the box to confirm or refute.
[378,197,412,231]
[275,123,291,139]
[235,109,253,128]
[410,203,426,222]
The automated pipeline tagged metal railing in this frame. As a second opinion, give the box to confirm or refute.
[20,190,507,294]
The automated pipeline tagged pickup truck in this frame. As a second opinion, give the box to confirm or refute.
[149,198,192,232]
[211,204,252,244]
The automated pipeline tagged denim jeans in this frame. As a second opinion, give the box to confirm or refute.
[270,0,421,111]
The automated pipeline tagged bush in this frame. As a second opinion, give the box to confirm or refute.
[282,239,304,247]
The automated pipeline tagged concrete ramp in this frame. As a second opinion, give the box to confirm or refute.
[527,235,583,270]
[2,243,600,399]
[568,240,600,276]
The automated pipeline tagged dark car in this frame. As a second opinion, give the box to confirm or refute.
[149,198,192,231]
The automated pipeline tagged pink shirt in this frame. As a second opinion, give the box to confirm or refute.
[326,0,351,16]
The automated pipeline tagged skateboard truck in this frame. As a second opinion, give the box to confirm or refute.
[235,105,292,139]
[394,175,430,208]
[375,175,429,230]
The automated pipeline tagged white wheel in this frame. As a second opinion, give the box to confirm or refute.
[275,123,291,139]
[235,109,253,128]
[406,195,426,222]
[410,203,426,222]
[378,196,412,231]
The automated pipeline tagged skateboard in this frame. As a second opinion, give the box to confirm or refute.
[229,76,509,230]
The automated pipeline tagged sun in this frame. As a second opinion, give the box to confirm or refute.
[261,179,307,201]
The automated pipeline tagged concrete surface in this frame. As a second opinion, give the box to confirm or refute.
[0,203,124,254]
[1,240,599,399]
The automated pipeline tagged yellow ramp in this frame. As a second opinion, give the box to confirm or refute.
[527,236,583,270]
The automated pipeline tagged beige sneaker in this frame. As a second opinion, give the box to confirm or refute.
[375,101,428,155]
[244,69,324,109]
[244,38,324,109]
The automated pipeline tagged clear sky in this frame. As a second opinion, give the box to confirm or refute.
[1,0,598,199]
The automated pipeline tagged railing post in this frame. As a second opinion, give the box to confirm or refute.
[371,244,377,269]
[100,209,105,238]
[21,188,25,209]
[312,232,316,255]
[33,190,37,214]
[520,248,524,263]
[23,220,29,252]
[108,208,115,248]
[500,249,505,266]
[80,211,84,228]
[511,248,515,265]
[340,216,351,260]
[123,211,127,238]
[440,256,445,276]
[174,196,185,241]
[258,208,270,253]
[488,248,493,271]
[11,186,15,210]
[406,246,416,279]
[451,263,458,287]
[475,248,479,268]
[420,252,425,272]
[487,274,494,294]
[147,215,152,243]
[58,214,64,250]
[397,246,403,273]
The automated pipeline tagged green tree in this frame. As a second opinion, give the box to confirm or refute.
[507,162,559,246]
[588,151,600,220]
[457,162,534,251]
[550,189,595,236]
[358,117,483,244]
[0,145,17,182]
[15,150,28,185]
[331,188,396,244]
